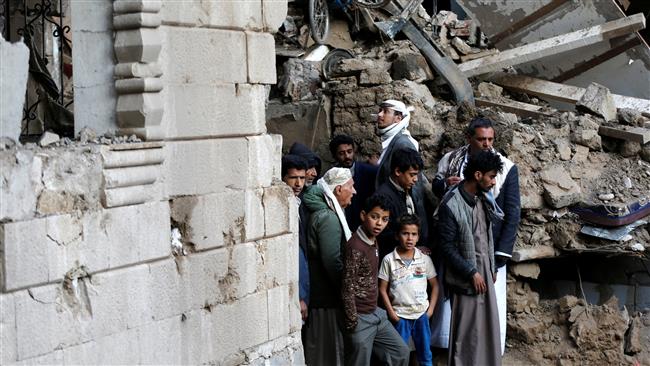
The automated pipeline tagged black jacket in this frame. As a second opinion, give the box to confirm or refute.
[344,161,378,231]
[375,179,430,260]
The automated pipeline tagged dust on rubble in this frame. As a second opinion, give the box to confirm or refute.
[505,285,650,366]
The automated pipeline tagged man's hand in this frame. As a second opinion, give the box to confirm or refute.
[300,300,308,321]
[446,176,462,187]
[472,272,487,294]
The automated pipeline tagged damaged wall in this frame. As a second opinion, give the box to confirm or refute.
[0,1,303,365]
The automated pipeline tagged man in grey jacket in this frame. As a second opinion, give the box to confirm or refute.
[437,150,504,366]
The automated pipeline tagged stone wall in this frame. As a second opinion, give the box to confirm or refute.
[0,1,302,365]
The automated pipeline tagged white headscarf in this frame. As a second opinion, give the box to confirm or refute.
[317,167,353,241]
[377,99,419,164]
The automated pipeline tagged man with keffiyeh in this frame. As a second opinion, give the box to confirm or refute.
[375,99,419,188]
[302,167,356,366]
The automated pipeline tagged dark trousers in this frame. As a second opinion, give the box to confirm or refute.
[343,308,410,366]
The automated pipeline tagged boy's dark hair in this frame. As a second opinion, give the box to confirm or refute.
[397,214,420,230]
[281,154,308,178]
[380,102,403,118]
[329,135,355,157]
[390,148,424,173]
[465,117,494,137]
[362,194,391,214]
[462,150,503,180]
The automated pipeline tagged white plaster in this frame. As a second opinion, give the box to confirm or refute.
[0,36,30,141]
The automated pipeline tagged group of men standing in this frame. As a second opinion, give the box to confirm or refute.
[280,99,521,366]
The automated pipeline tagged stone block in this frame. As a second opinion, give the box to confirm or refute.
[170,190,246,251]
[263,184,293,237]
[539,165,581,209]
[14,350,63,365]
[137,316,182,364]
[0,34,30,142]
[554,138,571,161]
[258,234,294,288]
[163,138,249,197]
[160,0,263,30]
[62,327,140,365]
[247,135,279,188]
[115,77,164,94]
[116,92,164,128]
[113,13,162,30]
[246,31,276,84]
[115,28,162,63]
[0,150,43,222]
[113,0,162,14]
[102,182,163,208]
[1,201,169,291]
[205,291,269,360]
[88,265,151,338]
[576,82,617,122]
[263,0,288,32]
[14,285,90,360]
[232,242,263,298]
[268,286,290,339]
[0,293,17,364]
[164,83,266,139]
[178,249,230,309]
[244,189,266,242]
[161,26,247,84]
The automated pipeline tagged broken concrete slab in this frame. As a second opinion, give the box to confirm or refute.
[477,82,503,98]
[576,83,617,121]
[0,35,30,142]
[539,165,581,208]
[458,14,646,78]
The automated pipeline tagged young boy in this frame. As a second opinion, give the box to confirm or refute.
[378,214,439,366]
[341,194,410,366]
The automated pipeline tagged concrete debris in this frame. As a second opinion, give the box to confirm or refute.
[576,83,618,122]
[38,131,60,147]
[510,263,540,279]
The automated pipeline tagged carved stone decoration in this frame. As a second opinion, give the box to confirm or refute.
[113,0,164,139]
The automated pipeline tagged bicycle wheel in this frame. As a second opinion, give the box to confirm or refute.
[352,0,390,9]
[308,0,330,44]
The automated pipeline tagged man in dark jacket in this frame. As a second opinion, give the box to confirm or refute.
[437,150,504,366]
[375,148,430,261]
[431,117,520,353]
[289,142,322,186]
[375,99,419,188]
[329,134,378,231]
[302,167,356,366]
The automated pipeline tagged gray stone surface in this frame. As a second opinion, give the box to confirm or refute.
[576,82,617,122]
[539,165,581,208]
[0,36,30,141]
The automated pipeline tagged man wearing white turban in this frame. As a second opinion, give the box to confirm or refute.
[302,167,356,366]
[375,99,419,188]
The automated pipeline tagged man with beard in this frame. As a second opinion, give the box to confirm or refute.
[437,150,504,366]
[431,117,520,354]
[329,134,378,231]
[374,100,419,188]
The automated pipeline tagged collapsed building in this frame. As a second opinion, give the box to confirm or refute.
[0,0,648,365]
[269,1,650,364]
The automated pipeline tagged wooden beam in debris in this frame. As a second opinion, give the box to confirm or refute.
[475,98,554,118]
[458,13,646,77]
[598,126,650,144]
[490,74,650,113]
[511,246,560,262]
[490,0,568,45]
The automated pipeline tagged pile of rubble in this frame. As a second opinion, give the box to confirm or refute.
[271,3,650,363]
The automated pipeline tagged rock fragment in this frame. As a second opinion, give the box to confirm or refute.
[576,82,617,121]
